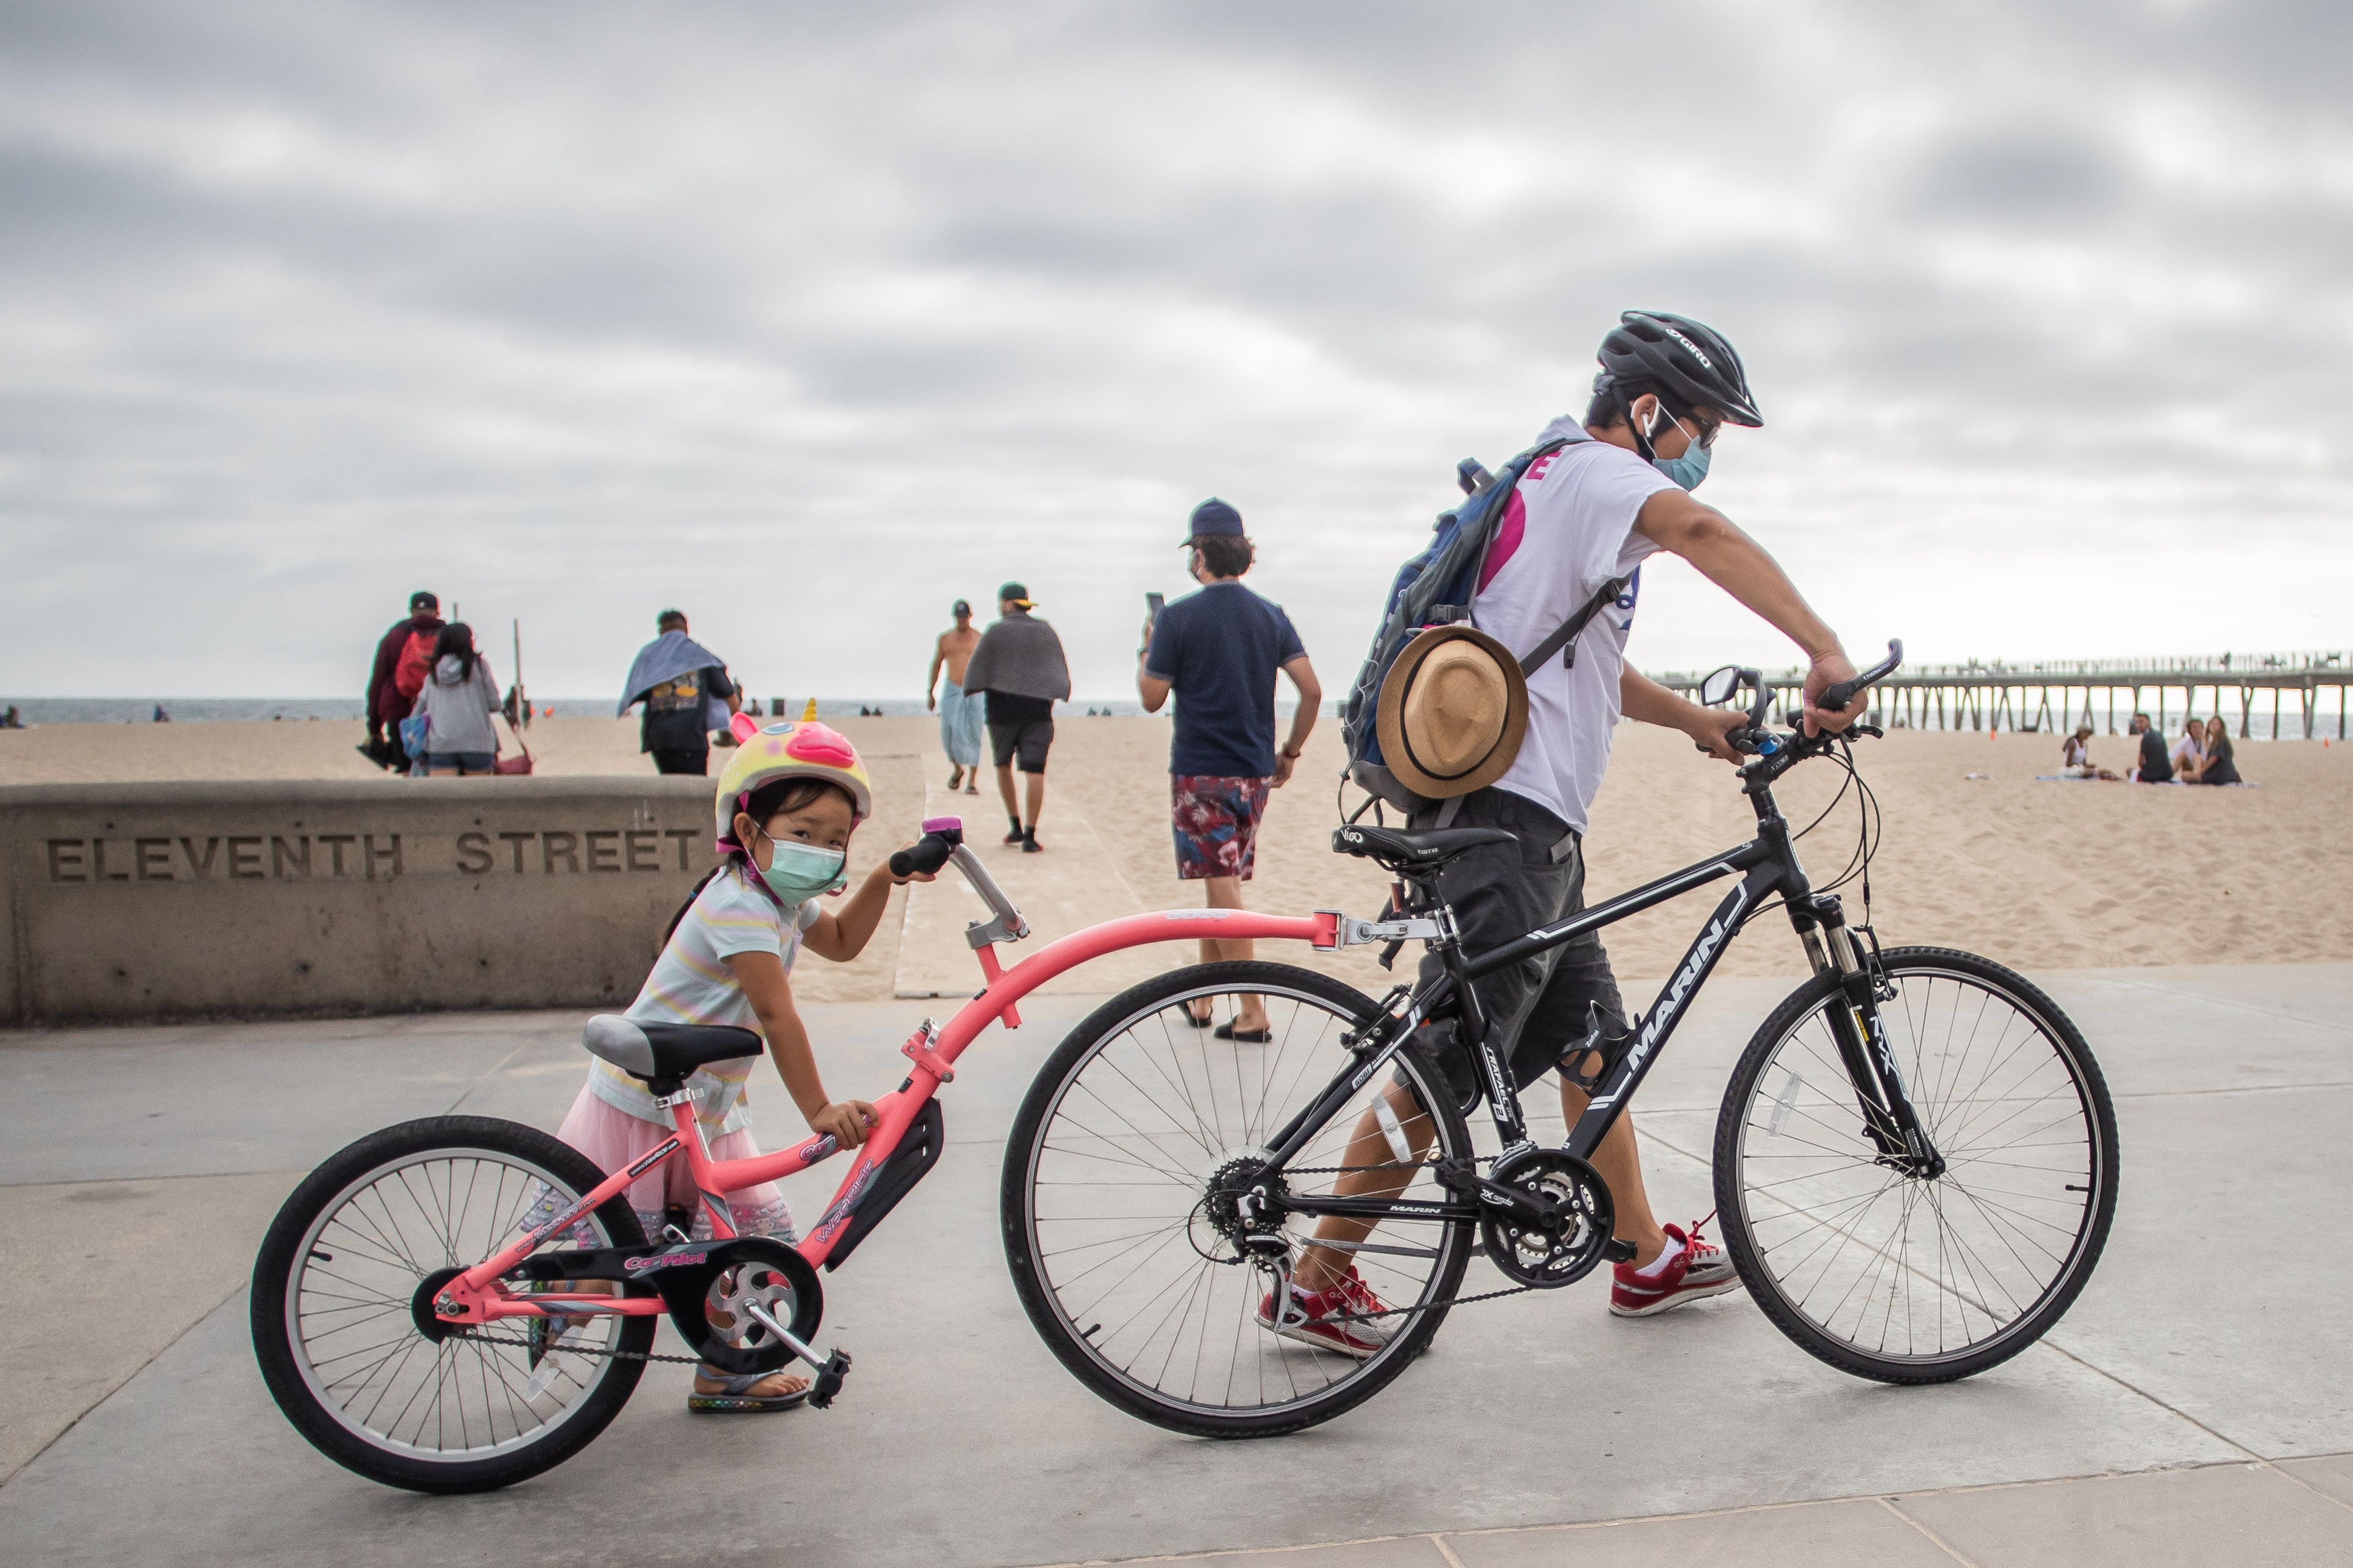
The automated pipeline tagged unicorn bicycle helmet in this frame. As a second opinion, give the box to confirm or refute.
[712,716,874,852]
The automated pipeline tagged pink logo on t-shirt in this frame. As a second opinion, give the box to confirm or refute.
[1478,489,1530,594]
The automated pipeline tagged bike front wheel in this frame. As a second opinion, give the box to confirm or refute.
[251,1115,655,1493]
[1715,947,2118,1383]
[1003,962,1475,1437]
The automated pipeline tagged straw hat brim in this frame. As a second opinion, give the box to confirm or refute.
[1374,624,1529,799]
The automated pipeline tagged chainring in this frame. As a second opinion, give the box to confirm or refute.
[645,1236,823,1376]
[1479,1149,1614,1289]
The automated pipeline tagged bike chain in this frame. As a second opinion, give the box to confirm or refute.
[1271,1156,1537,1323]
[447,1329,705,1365]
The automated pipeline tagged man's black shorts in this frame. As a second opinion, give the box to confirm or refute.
[650,747,709,776]
[1400,786,1628,1107]
[989,718,1053,775]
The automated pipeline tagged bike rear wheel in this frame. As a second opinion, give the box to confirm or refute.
[1715,947,2118,1383]
[1003,962,1474,1437]
[251,1115,655,1493]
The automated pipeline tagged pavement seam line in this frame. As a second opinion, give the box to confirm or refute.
[1427,1534,1470,1568]
[2033,1337,2265,1461]
[2,1276,247,1487]
[2088,973,2353,1040]
[1876,1496,1984,1566]
[444,1034,539,1115]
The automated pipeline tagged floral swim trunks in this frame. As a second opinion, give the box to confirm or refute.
[1171,774,1273,881]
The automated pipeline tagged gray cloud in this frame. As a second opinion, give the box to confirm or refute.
[4,0,2350,705]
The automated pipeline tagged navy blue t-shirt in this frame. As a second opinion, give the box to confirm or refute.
[1144,581,1307,778]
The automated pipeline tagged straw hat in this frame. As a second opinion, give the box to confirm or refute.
[1374,625,1530,799]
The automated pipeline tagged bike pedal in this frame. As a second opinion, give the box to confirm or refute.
[808,1349,853,1409]
[1603,1238,1637,1264]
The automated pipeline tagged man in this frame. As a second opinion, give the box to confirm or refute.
[619,609,740,776]
[2128,711,2173,782]
[361,591,445,772]
[961,582,1071,852]
[926,599,985,794]
[1138,499,1321,1039]
[1270,310,1861,1355]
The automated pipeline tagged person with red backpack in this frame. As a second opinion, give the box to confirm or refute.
[362,591,446,772]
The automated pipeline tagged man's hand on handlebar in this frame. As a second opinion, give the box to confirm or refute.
[1800,648,1861,736]
[1685,704,1747,764]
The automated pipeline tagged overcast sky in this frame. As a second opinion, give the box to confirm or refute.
[5,1,2348,702]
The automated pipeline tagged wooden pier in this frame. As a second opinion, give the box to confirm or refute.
[1654,650,2352,740]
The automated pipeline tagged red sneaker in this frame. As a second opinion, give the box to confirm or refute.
[1257,1266,1399,1359]
[1609,1220,1742,1318]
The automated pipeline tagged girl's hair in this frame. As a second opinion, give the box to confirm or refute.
[2073,724,2094,739]
[434,622,478,681]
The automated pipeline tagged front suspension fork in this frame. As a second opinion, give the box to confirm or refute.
[1799,899,1943,1176]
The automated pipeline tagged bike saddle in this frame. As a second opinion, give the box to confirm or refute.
[1331,824,1517,867]
[582,1015,763,1081]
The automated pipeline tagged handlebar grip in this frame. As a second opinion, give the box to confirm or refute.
[1817,639,1904,713]
[889,834,956,880]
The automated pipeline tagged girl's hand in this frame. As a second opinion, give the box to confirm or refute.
[809,1100,878,1150]
[888,843,938,886]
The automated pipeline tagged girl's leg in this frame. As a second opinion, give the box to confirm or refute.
[679,1127,806,1406]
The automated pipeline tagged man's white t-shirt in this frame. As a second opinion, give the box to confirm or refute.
[1470,417,1676,836]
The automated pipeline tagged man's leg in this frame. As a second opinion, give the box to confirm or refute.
[1199,874,1268,1031]
[1560,1083,1667,1266]
[995,761,1020,822]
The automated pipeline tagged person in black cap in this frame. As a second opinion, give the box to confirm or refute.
[360,590,446,771]
[1139,499,1320,1036]
[926,598,985,794]
[960,582,1071,851]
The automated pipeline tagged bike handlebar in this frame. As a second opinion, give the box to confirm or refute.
[890,817,964,880]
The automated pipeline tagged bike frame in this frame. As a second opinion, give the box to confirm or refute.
[436,877,1355,1325]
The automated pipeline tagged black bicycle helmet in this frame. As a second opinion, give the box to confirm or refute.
[1594,310,1763,428]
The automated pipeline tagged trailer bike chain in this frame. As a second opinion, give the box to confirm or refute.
[1271,1155,1538,1324]
[444,1328,706,1364]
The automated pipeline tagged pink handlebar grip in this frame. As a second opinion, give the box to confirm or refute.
[922,816,963,834]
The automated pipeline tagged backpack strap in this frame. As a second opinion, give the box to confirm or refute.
[1518,575,1630,675]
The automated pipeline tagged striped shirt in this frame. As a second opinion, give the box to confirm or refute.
[588,863,819,1133]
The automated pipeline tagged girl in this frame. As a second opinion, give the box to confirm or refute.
[550,718,928,1412]
[407,622,504,776]
[2190,715,2241,785]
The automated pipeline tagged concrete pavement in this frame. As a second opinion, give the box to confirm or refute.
[1,964,2348,1566]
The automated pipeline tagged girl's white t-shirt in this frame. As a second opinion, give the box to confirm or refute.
[589,864,819,1133]
[1470,419,1675,835]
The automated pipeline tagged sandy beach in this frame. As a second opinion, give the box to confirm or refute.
[5,714,2347,1001]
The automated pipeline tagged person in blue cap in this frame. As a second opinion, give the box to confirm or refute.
[1138,498,1322,1039]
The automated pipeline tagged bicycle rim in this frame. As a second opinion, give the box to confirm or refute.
[285,1148,635,1464]
[1726,956,2113,1371]
[1019,970,1471,1424]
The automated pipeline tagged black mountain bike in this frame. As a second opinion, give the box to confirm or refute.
[1001,643,2118,1436]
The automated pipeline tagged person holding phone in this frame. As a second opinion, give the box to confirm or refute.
[1137,499,1321,1039]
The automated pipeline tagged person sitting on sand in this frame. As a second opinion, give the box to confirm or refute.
[1,705,22,729]
[2059,725,2119,780]
[2169,715,2205,777]
[2127,711,2172,783]
[407,623,506,776]
[2186,716,2241,785]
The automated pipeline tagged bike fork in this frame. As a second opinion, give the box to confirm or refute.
[1805,900,1942,1176]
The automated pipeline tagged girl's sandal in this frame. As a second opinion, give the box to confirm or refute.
[689,1367,810,1413]
[1182,1001,1215,1030]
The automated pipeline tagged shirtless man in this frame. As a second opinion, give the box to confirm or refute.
[926,599,985,794]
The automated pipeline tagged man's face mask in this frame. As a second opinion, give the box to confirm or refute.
[1646,403,1716,491]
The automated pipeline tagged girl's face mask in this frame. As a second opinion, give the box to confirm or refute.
[751,825,849,904]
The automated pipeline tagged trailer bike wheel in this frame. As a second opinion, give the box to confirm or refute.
[1003,962,1475,1438]
[1714,947,2118,1383]
[251,1115,656,1493]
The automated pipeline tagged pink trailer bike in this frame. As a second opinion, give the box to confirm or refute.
[251,816,1360,1491]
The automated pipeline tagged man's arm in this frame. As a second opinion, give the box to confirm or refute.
[1633,490,1855,733]
[1272,656,1320,786]
[926,634,946,709]
[1137,615,1174,714]
[364,625,399,737]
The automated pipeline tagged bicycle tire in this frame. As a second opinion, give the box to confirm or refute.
[1002,962,1474,1438]
[1713,947,2118,1384]
[251,1115,655,1493]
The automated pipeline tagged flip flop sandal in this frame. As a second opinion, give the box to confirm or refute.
[1181,1003,1215,1029]
[688,1369,810,1413]
[1214,1022,1273,1043]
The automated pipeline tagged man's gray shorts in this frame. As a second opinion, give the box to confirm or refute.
[1402,786,1628,1107]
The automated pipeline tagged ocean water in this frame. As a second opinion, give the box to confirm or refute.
[0,696,1180,725]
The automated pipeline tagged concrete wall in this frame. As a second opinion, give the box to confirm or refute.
[1,777,722,1027]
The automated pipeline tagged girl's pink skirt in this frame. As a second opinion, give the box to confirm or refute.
[556,1079,796,1242]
